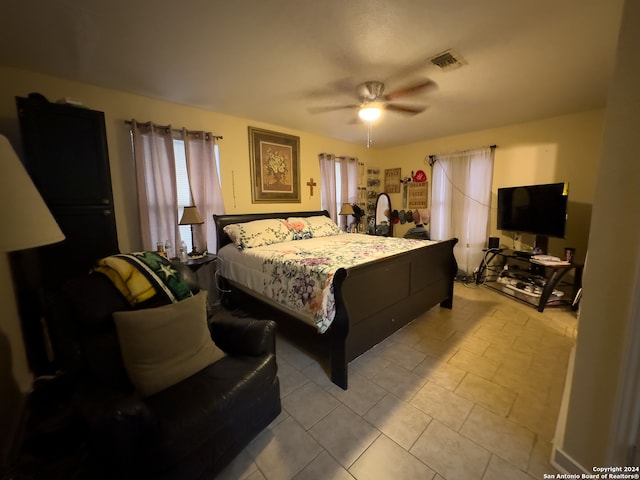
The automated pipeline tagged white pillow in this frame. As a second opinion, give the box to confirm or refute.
[303,215,341,237]
[113,291,225,397]
[223,218,294,249]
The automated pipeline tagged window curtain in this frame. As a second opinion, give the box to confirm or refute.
[319,153,338,220]
[319,153,359,227]
[131,120,179,251]
[343,157,359,207]
[431,146,495,275]
[184,129,225,253]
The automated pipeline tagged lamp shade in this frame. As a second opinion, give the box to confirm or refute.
[0,135,65,252]
[179,206,204,225]
[339,203,355,215]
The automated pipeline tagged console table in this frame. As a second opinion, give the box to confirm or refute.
[475,249,583,312]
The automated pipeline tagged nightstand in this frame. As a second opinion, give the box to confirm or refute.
[184,253,217,272]
[182,254,219,311]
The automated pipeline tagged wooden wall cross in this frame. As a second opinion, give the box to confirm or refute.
[306,177,317,196]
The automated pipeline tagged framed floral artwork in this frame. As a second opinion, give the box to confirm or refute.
[248,127,300,203]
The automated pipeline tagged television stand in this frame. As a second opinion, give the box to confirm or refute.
[475,249,583,312]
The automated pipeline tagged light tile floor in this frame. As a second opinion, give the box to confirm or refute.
[217,283,577,480]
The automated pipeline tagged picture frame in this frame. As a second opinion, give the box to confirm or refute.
[384,168,401,193]
[248,126,300,203]
[408,181,429,209]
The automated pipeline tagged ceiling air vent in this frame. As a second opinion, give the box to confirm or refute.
[429,49,466,71]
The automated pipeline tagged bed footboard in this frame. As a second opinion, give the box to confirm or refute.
[328,237,458,388]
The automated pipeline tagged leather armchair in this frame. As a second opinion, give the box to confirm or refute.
[46,265,281,479]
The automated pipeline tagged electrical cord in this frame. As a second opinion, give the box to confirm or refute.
[475,248,503,285]
[214,256,232,294]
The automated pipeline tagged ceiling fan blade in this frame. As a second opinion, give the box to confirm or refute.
[384,103,427,115]
[382,79,436,101]
[308,104,359,114]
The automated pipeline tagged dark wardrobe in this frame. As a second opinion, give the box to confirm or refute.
[12,94,119,374]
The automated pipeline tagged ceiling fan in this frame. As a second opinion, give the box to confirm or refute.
[308,79,436,122]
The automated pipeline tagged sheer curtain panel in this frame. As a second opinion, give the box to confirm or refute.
[343,157,359,208]
[319,153,338,220]
[319,153,359,227]
[184,129,225,253]
[431,147,494,275]
[131,120,179,251]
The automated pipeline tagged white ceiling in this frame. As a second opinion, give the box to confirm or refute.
[0,0,625,148]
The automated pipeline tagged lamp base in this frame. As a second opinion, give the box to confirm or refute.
[189,226,200,256]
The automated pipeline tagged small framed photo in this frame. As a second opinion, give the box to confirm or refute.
[248,127,300,203]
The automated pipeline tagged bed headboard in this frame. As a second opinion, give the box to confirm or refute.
[213,210,330,251]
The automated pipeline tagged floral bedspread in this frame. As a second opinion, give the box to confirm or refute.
[218,234,436,333]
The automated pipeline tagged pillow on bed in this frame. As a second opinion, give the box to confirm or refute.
[285,217,313,240]
[223,218,294,249]
[113,291,225,397]
[301,215,342,237]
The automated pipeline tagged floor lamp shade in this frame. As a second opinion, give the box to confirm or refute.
[0,135,65,252]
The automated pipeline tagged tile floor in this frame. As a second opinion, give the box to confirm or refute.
[217,283,578,480]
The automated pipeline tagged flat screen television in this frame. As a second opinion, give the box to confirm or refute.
[497,182,569,238]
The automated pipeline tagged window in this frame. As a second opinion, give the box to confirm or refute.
[319,153,359,226]
[334,163,344,213]
[173,138,221,253]
[430,147,494,275]
[130,120,225,255]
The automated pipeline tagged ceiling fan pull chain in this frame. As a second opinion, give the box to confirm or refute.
[367,122,373,148]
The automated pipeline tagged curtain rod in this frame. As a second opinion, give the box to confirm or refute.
[124,120,223,140]
[427,144,497,165]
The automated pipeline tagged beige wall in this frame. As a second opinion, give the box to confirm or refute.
[0,65,375,254]
[0,252,30,466]
[558,0,640,469]
[374,110,604,263]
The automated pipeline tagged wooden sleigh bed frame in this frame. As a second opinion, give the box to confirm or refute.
[214,210,458,389]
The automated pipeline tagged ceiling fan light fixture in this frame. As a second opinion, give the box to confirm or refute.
[358,103,382,122]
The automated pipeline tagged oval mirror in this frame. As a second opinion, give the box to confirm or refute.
[374,193,392,236]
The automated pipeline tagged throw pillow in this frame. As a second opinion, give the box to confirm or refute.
[223,218,294,249]
[285,217,313,240]
[303,215,342,237]
[113,291,225,397]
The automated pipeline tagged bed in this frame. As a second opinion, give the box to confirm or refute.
[213,210,458,389]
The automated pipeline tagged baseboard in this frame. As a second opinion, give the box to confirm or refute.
[551,446,590,475]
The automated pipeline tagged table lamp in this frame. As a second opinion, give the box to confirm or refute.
[338,203,355,232]
[179,206,204,255]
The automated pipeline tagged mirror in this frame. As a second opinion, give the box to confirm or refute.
[374,193,392,236]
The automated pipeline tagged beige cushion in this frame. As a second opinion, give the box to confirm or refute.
[223,218,294,249]
[113,291,225,397]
